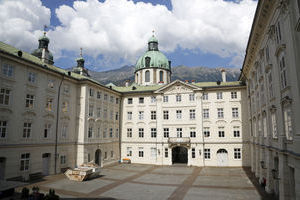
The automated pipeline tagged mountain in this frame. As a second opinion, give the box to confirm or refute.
[89,65,241,86]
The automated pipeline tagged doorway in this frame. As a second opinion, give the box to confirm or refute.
[95,149,102,166]
[42,153,51,175]
[172,146,188,164]
[0,157,6,180]
[217,149,228,166]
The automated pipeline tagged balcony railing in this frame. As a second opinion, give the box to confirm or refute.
[168,137,190,144]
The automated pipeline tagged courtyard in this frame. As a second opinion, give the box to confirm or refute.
[14,164,272,200]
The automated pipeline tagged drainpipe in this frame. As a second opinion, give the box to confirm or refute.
[201,91,205,167]
[54,74,65,174]
[118,96,122,163]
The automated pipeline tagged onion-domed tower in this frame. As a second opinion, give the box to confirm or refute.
[135,33,171,85]
[31,32,54,65]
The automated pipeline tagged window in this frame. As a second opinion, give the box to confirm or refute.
[202,93,208,100]
[103,128,107,138]
[203,127,210,137]
[190,128,196,138]
[217,92,223,99]
[127,112,132,120]
[163,128,169,138]
[151,111,156,120]
[60,155,66,164]
[151,96,156,103]
[217,108,224,118]
[163,95,168,102]
[192,148,195,158]
[204,149,210,159]
[177,128,182,137]
[0,121,7,138]
[139,97,144,104]
[88,105,94,117]
[138,147,144,157]
[233,126,240,137]
[268,72,274,99]
[128,98,133,104]
[127,128,132,138]
[265,45,270,62]
[116,98,119,104]
[176,110,182,119]
[218,127,225,137]
[89,88,94,97]
[138,111,144,120]
[62,101,68,112]
[115,128,119,138]
[284,106,293,140]
[190,109,195,120]
[110,110,113,120]
[23,122,31,138]
[231,92,237,99]
[46,98,53,111]
[44,123,51,138]
[97,127,101,138]
[275,21,282,44]
[115,112,119,120]
[163,110,169,120]
[88,126,93,138]
[104,94,108,101]
[111,151,114,158]
[189,94,195,101]
[159,71,164,82]
[203,109,209,119]
[2,63,13,77]
[110,96,114,103]
[151,147,157,157]
[48,79,54,88]
[279,55,287,89]
[176,95,181,102]
[232,108,239,118]
[25,94,34,108]
[263,115,267,138]
[109,128,113,137]
[97,107,101,118]
[139,128,144,138]
[234,148,241,159]
[103,109,107,119]
[61,124,67,138]
[0,88,10,105]
[63,85,70,94]
[97,91,101,99]
[104,152,107,159]
[165,148,168,158]
[127,147,132,156]
[20,153,30,171]
[145,70,150,82]
[271,112,277,138]
[28,72,36,83]
[151,128,157,138]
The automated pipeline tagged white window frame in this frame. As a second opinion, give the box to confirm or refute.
[189,94,195,101]
[138,111,144,120]
[127,128,132,138]
[234,148,241,159]
[203,109,209,119]
[127,147,132,157]
[0,88,10,105]
[189,109,195,120]
[23,122,31,138]
[151,111,156,120]
[203,127,210,137]
[176,94,181,102]
[127,111,132,120]
[176,128,182,138]
[163,110,169,120]
[232,107,239,118]
[163,128,169,138]
[217,92,223,100]
[0,120,7,138]
[217,108,224,118]
[139,128,144,138]
[204,149,210,159]
[20,153,30,171]
[44,123,52,138]
[2,63,13,77]
[25,94,34,108]
[176,110,182,119]
[151,128,157,138]
[163,95,168,102]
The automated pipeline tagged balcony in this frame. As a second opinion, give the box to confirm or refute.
[168,137,190,145]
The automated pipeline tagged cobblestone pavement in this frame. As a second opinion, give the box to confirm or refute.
[17,164,273,200]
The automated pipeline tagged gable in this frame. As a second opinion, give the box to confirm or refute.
[154,80,200,94]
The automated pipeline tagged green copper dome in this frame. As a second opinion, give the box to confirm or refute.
[135,35,170,72]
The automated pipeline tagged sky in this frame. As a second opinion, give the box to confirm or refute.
[0,0,257,72]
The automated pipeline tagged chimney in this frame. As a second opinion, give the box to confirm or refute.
[125,80,130,87]
[221,68,226,82]
[191,80,195,83]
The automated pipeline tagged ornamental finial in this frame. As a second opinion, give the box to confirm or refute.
[43,25,48,36]
[80,47,83,57]
[152,30,155,36]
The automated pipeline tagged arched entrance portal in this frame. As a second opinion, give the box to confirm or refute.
[95,149,101,166]
[217,149,228,166]
[172,146,188,164]
[0,157,6,180]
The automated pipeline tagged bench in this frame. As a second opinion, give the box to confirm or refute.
[29,172,43,181]
[6,176,23,182]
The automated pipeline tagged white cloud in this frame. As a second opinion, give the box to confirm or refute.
[0,0,257,68]
[0,0,50,52]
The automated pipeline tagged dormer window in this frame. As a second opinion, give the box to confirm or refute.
[145,57,151,68]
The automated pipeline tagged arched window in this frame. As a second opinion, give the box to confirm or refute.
[145,70,150,82]
[145,57,151,68]
[136,73,139,83]
[159,71,164,82]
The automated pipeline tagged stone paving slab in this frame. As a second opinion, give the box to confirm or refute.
[151,166,194,175]
[133,173,188,185]
[184,187,261,200]
[199,167,246,176]
[43,178,114,194]
[100,182,177,200]
[101,169,138,180]
[109,164,153,171]
[193,175,253,188]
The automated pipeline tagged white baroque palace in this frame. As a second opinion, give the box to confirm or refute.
[240,0,300,199]
[0,1,299,198]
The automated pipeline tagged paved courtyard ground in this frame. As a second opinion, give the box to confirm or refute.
[17,164,272,200]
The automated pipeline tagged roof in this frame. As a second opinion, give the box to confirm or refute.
[135,50,170,71]
[113,84,164,93]
[0,41,119,93]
